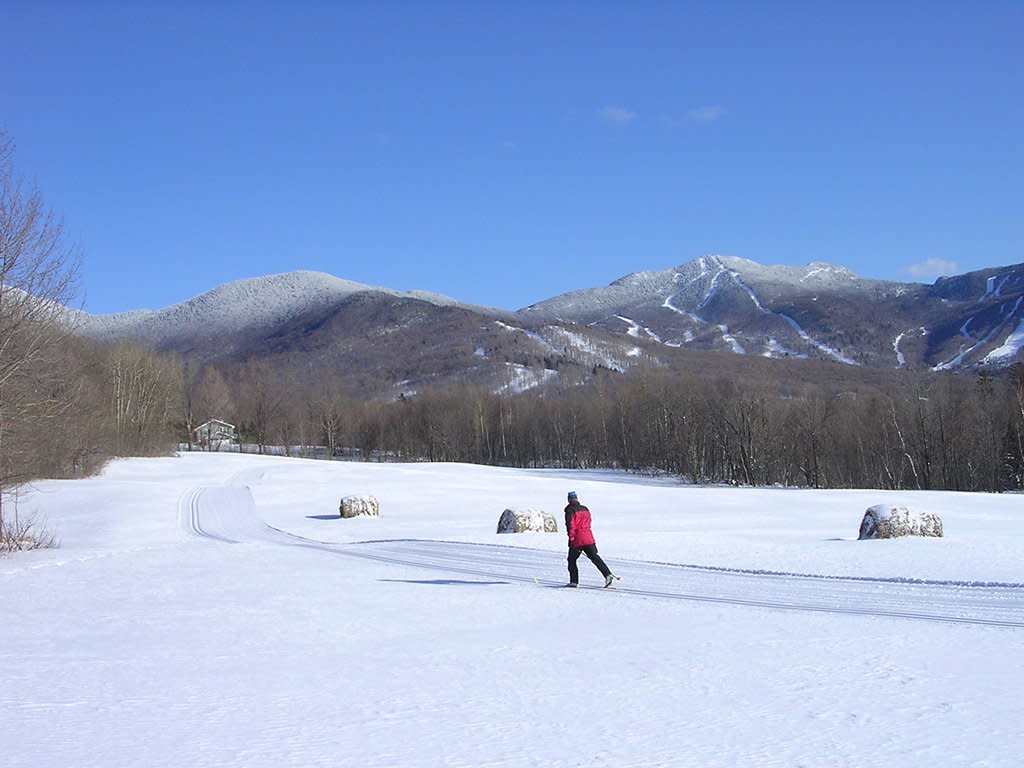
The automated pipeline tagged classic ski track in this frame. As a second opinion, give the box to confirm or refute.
[178,487,238,544]
[180,485,1024,629]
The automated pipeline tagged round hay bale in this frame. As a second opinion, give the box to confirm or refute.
[858,504,942,540]
[339,494,380,519]
[497,508,557,534]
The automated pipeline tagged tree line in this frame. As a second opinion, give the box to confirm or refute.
[205,361,1024,493]
[9,328,1024,501]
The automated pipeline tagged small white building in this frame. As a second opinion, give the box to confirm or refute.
[193,419,236,450]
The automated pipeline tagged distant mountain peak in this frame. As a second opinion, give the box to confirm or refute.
[522,256,1024,370]
[79,270,490,345]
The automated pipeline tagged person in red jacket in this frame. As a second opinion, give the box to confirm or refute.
[564,491,616,588]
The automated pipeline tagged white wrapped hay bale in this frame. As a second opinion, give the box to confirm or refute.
[858,504,943,540]
[496,508,557,534]
[339,494,380,519]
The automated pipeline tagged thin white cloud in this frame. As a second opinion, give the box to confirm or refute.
[688,105,726,122]
[904,258,959,281]
[599,106,636,123]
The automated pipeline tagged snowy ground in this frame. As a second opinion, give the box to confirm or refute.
[3,453,1023,767]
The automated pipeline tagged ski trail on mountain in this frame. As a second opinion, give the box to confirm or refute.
[179,484,1024,629]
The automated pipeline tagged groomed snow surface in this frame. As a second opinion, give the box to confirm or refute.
[4,453,1024,767]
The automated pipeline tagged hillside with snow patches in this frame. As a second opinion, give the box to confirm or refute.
[72,269,652,395]
[522,255,891,365]
[523,255,1024,370]
[70,257,1024,395]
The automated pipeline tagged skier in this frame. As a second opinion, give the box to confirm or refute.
[564,491,616,588]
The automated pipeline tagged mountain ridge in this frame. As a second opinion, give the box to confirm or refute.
[70,256,1024,396]
[522,255,1024,370]
[76,270,511,344]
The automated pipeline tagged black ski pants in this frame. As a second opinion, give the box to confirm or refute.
[568,544,611,584]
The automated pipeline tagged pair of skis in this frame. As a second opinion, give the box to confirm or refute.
[533,575,621,589]
[556,575,621,589]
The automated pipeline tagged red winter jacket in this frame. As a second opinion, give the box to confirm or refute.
[565,502,596,547]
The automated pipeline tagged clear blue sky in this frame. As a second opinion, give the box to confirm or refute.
[2,1,1021,314]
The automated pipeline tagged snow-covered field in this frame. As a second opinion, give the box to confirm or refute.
[4,453,1023,767]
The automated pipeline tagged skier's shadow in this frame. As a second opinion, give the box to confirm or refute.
[380,578,510,586]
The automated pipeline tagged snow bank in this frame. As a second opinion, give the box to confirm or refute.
[6,454,1024,768]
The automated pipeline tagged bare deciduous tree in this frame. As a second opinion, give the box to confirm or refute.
[0,131,81,542]
[109,342,179,456]
[236,357,284,454]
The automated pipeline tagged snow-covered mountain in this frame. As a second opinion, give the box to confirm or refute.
[75,271,480,346]
[71,270,653,395]
[522,255,1024,370]
[70,257,1024,396]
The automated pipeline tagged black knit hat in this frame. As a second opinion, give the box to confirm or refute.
[567,491,578,501]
